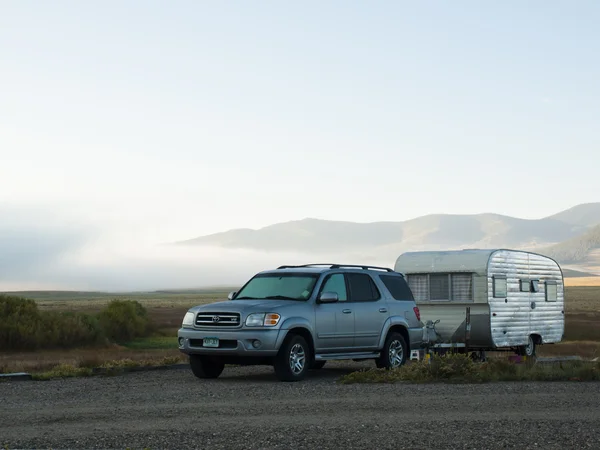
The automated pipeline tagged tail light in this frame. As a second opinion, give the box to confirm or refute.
[413,306,421,321]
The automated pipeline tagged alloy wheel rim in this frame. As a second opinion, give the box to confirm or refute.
[388,340,404,367]
[289,343,306,374]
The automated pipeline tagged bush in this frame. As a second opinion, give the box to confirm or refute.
[0,295,152,351]
[338,353,600,384]
[0,295,47,350]
[97,300,151,343]
[41,311,106,348]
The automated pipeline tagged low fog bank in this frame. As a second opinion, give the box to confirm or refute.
[0,238,397,292]
[0,208,401,292]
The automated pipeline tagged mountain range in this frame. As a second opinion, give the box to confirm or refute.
[176,202,600,275]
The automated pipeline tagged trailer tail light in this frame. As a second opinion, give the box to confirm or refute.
[413,306,421,321]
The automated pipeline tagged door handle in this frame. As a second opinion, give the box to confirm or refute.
[342,309,352,314]
[379,308,387,313]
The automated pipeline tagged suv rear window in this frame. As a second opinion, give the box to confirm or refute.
[346,273,380,301]
[380,275,414,301]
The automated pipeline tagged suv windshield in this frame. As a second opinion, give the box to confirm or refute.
[234,273,319,301]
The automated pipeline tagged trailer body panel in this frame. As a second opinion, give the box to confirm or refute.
[394,249,565,351]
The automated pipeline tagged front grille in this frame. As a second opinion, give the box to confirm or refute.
[195,312,241,327]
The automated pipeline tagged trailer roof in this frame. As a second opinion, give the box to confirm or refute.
[393,248,551,275]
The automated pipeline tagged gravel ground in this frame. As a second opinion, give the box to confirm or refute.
[1,361,600,449]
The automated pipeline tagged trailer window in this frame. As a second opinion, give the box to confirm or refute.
[493,276,507,298]
[545,281,558,301]
[451,274,473,302]
[520,279,530,292]
[430,274,450,300]
[407,275,428,302]
[531,279,540,292]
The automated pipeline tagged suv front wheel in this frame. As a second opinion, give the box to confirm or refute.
[274,334,311,382]
[189,355,225,379]
[376,332,407,369]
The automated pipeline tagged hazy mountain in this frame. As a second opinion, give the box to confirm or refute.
[543,224,600,264]
[176,203,600,258]
[561,268,596,278]
[546,202,600,228]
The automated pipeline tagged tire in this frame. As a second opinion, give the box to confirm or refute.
[274,334,311,382]
[310,360,326,370]
[523,335,536,357]
[189,354,225,379]
[376,332,407,369]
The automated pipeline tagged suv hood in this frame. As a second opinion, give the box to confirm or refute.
[191,299,303,314]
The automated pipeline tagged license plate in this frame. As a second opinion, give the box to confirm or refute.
[203,337,219,348]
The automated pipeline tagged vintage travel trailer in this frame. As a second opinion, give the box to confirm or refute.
[394,249,565,357]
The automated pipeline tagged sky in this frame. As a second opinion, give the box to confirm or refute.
[1,1,599,290]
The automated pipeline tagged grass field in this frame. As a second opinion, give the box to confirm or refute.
[1,285,598,375]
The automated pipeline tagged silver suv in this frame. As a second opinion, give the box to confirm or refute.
[177,264,423,381]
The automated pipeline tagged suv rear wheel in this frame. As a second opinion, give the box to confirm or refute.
[274,334,310,381]
[376,332,407,369]
[189,355,225,379]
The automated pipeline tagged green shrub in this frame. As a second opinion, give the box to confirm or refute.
[97,300,150,343]
[41,311,106,348]
[0,295,152,351]
[339,353,600,384]
[0,295,46,350]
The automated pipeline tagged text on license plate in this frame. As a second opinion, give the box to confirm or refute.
[203,337,219,348]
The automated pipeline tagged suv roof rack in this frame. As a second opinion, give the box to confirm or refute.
[277,263,338,269]
[276,263,395,272]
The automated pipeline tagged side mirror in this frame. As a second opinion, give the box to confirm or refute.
[227,291,237,300]
[318,291,339,303]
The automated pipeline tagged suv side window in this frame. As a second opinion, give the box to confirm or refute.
[320,273,348,302]
[346,272,380,302]
[379,275,414,301]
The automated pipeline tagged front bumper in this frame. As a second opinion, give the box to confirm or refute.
[177,327,281,357]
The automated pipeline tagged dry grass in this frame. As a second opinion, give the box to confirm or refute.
[339,353,600,384]
[538,341,600,359]
[565,277,600,287]
[565,286,600,313]
[0,346,185,374]
[0,286,597,376]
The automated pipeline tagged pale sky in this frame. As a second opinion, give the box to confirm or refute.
[1,1,599,290]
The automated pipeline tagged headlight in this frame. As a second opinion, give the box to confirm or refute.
[182,311,195,327]
[245,313,281,327]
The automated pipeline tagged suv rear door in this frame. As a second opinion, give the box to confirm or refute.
[346,272,389,350]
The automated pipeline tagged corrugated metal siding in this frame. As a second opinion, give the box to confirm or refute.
[488,250,564,347]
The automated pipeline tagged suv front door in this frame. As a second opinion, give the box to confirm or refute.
[346,272,389,350]
[314,273,354,352]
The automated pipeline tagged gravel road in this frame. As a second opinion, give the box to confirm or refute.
[2,361,600,449]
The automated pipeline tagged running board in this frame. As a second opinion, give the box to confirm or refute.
[315,352,380,361]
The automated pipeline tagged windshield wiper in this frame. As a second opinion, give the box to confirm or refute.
[265,295,299,301]
[234,296,258,300]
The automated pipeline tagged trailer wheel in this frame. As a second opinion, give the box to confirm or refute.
[523,335,536,357]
